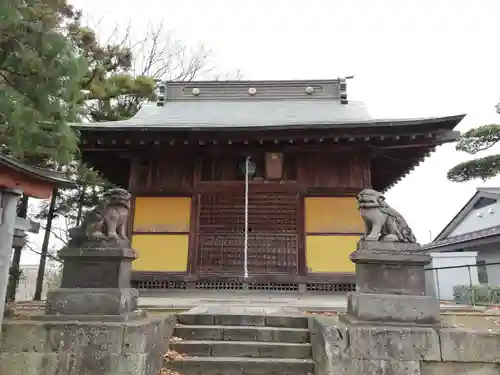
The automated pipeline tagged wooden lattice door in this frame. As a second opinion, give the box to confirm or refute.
[197,187,299,275]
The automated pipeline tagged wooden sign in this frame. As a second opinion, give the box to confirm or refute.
[265,152,284,180]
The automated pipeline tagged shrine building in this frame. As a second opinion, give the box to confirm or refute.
[75,78,465,292]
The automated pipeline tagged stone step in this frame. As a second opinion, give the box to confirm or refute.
[178,313,308,328]
[174,325,310,343]
[167,356,315,375]
[171,340,312,358]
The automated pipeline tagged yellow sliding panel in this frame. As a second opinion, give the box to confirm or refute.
[305,197,363,234]
[304,196,363,273]
[132,234,189,272]
[133,197,191,233]
[131,197,192,272]
[305,235,360,273]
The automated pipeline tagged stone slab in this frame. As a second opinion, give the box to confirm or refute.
[439,328,500,363]
[356,240,424,253]
[350,246,431,295]
[0,314,175,375]
[350,359,422,375]
[32,310,146,322]
[178,313,308,328]
[167,356,315,375]
[179,305,308,328]
[421,362,500,375]
[59,246,136,289]
[308,316,350,375]
[174,325,310,343]
[185,304,304,316]
[344,292,440,325]
[347,324,441,361]
[45,287,138,315]
[171,340,312,358]
[354,259,427,295]
[0,353,60,375]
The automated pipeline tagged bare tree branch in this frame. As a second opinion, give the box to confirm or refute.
[27,213,70,247]
[24,241,62,263]
[100,20,238,82]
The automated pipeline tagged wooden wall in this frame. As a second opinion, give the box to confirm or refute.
[135,154,197,193]
[129,148,370,275]
[131,150,370,194]
[297,152,370,191]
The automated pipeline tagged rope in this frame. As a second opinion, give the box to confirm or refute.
[244,156,250,279]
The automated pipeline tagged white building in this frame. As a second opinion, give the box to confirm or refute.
[425,187,500,286]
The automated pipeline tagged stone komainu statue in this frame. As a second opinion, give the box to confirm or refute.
[69,188,132,246]
[357,189,417,243]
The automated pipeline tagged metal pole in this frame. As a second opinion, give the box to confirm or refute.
[244,157,250,279]
[467,265,474,306]
[434,269,441,302]
[0,188,23,329]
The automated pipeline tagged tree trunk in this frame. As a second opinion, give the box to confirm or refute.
[34,189,57,301]
[75,183,86,226]
[6,195,29,302]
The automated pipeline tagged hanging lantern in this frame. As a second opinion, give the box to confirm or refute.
[239,158,257,178]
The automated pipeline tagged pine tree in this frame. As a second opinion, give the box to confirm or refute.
[0,0,87,163]
[1,0,88,302]
[32,17,242,299]
[448,119,500,182]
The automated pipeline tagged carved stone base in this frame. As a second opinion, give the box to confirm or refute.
[351,241,431,295]
[340,292,440,326]
[36,310,146,322]
[46,288,139,316]
[1,313,176,375]
[59,245,137,289]
[343,240,440,326]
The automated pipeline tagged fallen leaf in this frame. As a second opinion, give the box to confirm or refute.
[163,350,186,362]
[158,368,183,375]
[169,336,184,343]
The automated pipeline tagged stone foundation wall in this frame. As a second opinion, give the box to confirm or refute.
[0,314,176,375]
[309,316,500,375]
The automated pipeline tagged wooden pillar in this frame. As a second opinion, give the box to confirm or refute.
[127,156,139,239]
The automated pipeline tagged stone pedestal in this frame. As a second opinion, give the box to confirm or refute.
[45,244,139,319]
[340,241,441,326]
[0,189,177,375]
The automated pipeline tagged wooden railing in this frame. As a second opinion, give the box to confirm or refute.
[197,233,298,275]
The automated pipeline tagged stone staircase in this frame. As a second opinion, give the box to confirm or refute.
[167,308,315,375]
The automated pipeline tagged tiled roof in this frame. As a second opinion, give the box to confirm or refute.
[74,78,466,132]
[423,225,500,250]
[76,99,372,129]
[75,100,465,132]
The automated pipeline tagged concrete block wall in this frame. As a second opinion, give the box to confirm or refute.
[309,316,500,375]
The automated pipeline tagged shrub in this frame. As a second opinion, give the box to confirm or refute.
[453,284,500,305]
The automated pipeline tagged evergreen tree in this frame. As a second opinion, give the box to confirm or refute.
[32,17,242,299]
[40,20,239,230]
[0,0,87,302]
[448,118,500,182]
[0,0,87,163]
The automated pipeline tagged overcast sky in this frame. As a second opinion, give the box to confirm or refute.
[22,0,500,263]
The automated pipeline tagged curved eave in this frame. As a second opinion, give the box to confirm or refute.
[378,146,437,193]
[73,114,466,132]
[0,153,75,188]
